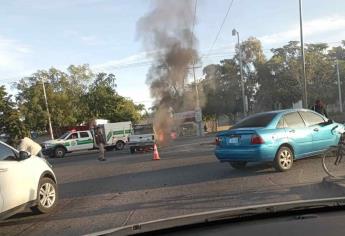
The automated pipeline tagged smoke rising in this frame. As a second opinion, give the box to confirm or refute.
[137,0,199,144]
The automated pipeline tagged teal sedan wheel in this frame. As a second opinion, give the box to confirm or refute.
[274,146,294,172]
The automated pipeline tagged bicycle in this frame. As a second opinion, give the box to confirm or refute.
[322,131,345,178]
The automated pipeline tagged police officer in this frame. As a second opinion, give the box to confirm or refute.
[311,99,328,118]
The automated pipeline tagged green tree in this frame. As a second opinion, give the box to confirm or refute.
[328,41,345,107]
[84,72,143,123]
[201,39,345,117]
[0,86,27,145]
[16,65,93,131]
[202,59,242,120]
[255,41,302,110]
[236,37,266,111]
[306,43,336,105]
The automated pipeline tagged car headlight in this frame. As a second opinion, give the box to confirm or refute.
[43,143,53,149]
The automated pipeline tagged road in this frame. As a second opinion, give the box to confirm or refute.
[1,135,344,236]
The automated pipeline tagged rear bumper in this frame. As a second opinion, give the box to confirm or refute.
[214,145,276,162]
[127,141,154,147]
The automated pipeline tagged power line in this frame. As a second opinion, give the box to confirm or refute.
[65,40,345,70]
[201,0,235,60]
[191,0,198,48]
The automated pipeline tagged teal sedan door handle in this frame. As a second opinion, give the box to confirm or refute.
[289,130,295,133]
[313,128,319,132]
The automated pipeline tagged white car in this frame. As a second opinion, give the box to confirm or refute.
[127,124,155,154]
[0,141,58,219]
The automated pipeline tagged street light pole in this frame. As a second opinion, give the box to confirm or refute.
[299,0,307,108]
[232,29,247,116]
[41,78,54,140]
[336,59,343,112]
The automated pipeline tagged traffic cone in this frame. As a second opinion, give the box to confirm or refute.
[153,143,160,160]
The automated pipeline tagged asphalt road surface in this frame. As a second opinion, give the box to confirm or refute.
[1,135,344,236]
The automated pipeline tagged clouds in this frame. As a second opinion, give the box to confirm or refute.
[80,35,100,46]
[0,35,33,86]
[0,35,31,68]
[259,15,345,45]
[63,29,122,48]
[6,0,107,11]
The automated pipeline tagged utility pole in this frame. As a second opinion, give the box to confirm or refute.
[336,59,343,112]
[299,0,307,108]
[192,63,204,136]
[232,29,247,116]
[41,77,54,140]
[192,64,200,109]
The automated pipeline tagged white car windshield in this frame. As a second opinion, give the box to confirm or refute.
[58,132,71,140]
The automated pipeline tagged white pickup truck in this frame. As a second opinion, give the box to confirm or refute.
[42,121,132,158]
[127,124,155,154]
[41,130,94,158]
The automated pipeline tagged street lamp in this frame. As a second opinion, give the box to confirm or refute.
[299,0,307,108]
[232,29,247,116]
[41,77,54,140]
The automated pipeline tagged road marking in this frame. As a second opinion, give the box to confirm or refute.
[122,210,135,226]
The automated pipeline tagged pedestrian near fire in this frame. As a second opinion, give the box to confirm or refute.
[95,127,106,161]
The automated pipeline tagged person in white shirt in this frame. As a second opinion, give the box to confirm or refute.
[18,135,43,157]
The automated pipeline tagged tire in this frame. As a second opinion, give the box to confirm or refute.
[229,161,247,169]
[274,146,294,172]
[115,141,125,150]
[322,145,345,178]
[54,147,66,158]
[130,147,135,154]
[31,177,58,214]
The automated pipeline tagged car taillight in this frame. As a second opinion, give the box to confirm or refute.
[128,137,130,142]
[152,135,155,140]
[251,134,264,144]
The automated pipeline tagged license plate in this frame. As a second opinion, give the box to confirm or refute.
[228,137,239,144]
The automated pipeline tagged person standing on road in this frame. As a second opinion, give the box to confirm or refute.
[311,99,328,118]
[18,134,44,157]
[95,127,106,161]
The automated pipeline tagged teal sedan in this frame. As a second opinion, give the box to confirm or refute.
[215,109,344,171]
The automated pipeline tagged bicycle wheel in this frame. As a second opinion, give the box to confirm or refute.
[322,145,345,178]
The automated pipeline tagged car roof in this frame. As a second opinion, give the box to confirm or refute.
[254,108,313,116]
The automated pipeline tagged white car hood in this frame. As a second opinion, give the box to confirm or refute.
[42,139,65,145]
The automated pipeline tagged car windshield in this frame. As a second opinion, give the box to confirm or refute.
[133,125,153,135]
[58,132,70,140]
[1,1,345,235]
[231,113,277,129]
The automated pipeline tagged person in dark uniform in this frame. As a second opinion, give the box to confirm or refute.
[95,127,106,161]
[311,99,328,118]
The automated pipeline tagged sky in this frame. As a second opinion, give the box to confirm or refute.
[1,0,345,109]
